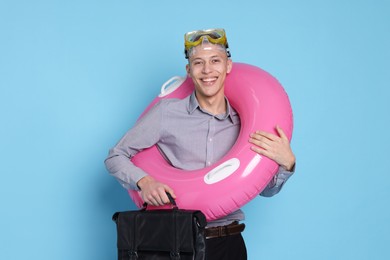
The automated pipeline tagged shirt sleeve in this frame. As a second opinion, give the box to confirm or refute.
[259,163,295,197]
[104,101,164,190]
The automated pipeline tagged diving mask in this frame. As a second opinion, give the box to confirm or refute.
[184,28,231,59]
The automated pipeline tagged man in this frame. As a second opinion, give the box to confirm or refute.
[105,28,295,260]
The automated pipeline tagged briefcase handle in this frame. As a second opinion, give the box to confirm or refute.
[112,193,181,223]
[142,192,178,210]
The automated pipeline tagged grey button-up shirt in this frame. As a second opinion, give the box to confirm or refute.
[105,92,293,226]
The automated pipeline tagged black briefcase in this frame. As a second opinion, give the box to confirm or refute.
[112,195,207,260]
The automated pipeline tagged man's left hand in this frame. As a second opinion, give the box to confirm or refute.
[249,125,295,171]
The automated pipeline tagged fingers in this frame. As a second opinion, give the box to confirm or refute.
[248,126,295,169]
[143,187,168,206]
[139,177,176,206]
[275,125,288,140]
[250,126,288,146]
[249,130,278,150]
[252,130,278,141]
[165,186,176,200]
[142,190,162,206]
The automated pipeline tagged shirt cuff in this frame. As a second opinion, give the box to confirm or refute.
[113,169,148,191]
[259,163,296,197]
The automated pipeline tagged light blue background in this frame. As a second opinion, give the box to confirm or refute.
[1,0,389,259]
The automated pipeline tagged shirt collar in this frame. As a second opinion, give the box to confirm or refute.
[187,91,239,124]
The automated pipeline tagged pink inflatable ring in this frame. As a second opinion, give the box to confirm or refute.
[129,62,293,221]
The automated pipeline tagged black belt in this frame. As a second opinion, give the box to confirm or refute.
[205,221,245,239]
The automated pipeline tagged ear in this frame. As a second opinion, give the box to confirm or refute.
[185,64,191,77]
[226,59,233,73]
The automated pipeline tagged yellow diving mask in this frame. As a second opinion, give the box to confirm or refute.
[184,28,231,59]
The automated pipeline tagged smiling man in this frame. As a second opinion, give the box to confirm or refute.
[105,28,295,260]
[185,36,232,115]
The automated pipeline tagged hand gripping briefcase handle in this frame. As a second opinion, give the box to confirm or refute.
[141,192,178,210]
[112,193,207,260]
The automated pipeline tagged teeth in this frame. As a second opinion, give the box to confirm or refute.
[202,78,216,82]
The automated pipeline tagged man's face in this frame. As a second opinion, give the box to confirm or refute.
[186,44,232,100]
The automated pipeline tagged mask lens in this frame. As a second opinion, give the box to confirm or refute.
[186,29,224,43]
[207,31,222,39]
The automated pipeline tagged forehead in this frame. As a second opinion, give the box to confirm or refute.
[188,43,227,60]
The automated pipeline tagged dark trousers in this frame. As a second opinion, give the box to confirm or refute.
[205,234,247,260]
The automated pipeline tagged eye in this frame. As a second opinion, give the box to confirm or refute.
[192,60,203,66]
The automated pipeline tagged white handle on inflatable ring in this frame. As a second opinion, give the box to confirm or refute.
[204,158,240,184]
[159,76,186,97]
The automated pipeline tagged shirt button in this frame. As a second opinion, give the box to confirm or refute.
[209,138,213,142]
[207,161,211,166]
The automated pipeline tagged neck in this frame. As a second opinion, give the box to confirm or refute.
[196,93,227,115]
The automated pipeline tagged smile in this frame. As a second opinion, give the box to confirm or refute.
[201,77,217,83]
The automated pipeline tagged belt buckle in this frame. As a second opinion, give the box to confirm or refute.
[218,224,228,237]
[218,226,223,237]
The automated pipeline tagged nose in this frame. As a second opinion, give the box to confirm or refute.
[202,63,211,74]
